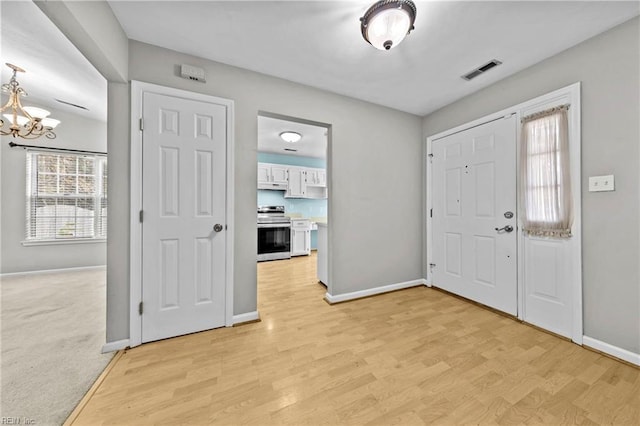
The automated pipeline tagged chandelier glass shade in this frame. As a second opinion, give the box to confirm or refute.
[0,63,59,140]
[360,0,417,51]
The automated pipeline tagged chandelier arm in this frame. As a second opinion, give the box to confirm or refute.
[15,94,34,121]
[0,94,15,113]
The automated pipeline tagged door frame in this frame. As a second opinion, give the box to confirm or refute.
[129,81,235,348]
[425,82,582,343]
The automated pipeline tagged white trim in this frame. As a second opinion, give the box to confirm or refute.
[232,311,260,325]
[129,81,235,348]
[583,336,640,366]
[0,265,106,277]
[425,138,433,287]
[425,82,582,343]
[324,279,427,304]
[101,339,130,354]
[21,238,106,246]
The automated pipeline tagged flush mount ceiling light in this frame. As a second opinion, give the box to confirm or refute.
[360,0,417,51]
[280,131,302,143]
[0,63,59,139]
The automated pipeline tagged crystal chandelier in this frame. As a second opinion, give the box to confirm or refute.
[0,63,59,139]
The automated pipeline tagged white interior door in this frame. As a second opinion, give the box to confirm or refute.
[432,116,517,315]
[141,92,227,343]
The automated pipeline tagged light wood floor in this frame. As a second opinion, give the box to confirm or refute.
[72,254,639,425]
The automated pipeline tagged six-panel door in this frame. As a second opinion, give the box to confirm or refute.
[141,92,227,343]
[432,116,518,315]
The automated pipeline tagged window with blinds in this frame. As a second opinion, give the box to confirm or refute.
[26,151,107,241]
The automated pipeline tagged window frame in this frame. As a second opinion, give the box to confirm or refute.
[23,150,107,246]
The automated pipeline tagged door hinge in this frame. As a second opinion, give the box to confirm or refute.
[139,210,144,223]
[430,208,433,218]
[138,301,143,315]
[139,118,144,131]
[429,263,436,268]
[428,153,434,158]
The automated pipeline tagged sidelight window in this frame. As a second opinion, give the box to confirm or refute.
[520,105,572,238]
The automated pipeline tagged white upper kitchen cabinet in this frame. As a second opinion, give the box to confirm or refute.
[258,162,288,190]
[270,165,288,185]
[306,168,326,187]
[286,167,306,198]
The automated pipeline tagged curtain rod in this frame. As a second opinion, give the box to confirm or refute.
[8,141,106,156]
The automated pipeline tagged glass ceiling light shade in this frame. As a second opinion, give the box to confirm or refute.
[280,131,302,143]
[0,63,58,139]
[360,0,417,51]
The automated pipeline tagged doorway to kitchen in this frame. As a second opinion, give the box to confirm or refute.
[256,112,331,299]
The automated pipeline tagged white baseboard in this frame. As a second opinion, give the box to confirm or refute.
[0,265,106,277]
[101,339,130,353]
[324,279,427,304]
[233,311,260,325]
[583,336,640,366]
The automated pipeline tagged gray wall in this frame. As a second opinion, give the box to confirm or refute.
[97,40,423,341]
[422,17,640,353]
[0,108,107,274]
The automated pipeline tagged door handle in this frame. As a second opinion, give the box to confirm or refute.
[495,225,514,233]
[213,224,223,232]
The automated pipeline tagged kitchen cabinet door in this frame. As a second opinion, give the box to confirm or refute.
[286,167,306,198]
[307,168,326,187]
[271,165,289,185]
[291,227,311,256]
[257,163,271,187]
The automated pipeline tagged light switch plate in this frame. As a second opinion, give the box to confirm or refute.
[589,174,615,192]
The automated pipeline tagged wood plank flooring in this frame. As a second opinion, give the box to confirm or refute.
[72,254,639,425]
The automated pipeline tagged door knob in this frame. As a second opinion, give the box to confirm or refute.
[495,225,514,233]
[213,224,223,232]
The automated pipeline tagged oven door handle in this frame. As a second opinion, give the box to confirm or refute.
[258,223,291,229]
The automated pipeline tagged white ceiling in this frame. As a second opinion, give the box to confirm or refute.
[3,1,636,125]
[258,115,328,159]
[109,1,639,116]
[0,1,107,122]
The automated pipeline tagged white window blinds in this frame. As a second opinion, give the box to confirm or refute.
[520,105,572,238]
[26,151,107,241]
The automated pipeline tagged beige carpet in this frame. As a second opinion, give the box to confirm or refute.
[1,268,113,425]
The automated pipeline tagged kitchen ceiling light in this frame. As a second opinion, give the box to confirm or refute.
[280,131,302,143]
[0,63,59,139]
[360,0,417,51]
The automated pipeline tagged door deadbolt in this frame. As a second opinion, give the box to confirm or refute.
[504,211,514,219]
[213,224,223,232]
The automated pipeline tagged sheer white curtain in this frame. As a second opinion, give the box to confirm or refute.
[520,105,573,238]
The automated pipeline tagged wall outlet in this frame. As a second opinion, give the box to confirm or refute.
[588,174,615,192]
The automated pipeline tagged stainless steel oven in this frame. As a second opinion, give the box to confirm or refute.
[257,206,291,261]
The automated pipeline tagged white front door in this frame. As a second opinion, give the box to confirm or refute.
[141,92,227,343]
[432,116,517,315]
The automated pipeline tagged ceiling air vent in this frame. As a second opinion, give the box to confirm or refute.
[55,98,89,110]
[461,59,502,81]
